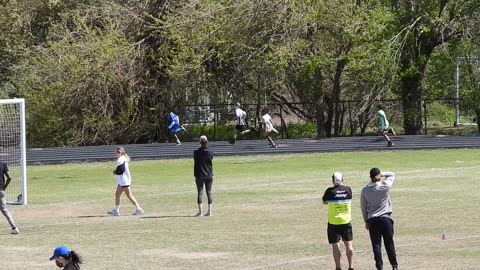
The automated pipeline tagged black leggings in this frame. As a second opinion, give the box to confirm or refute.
[195,177,213,204]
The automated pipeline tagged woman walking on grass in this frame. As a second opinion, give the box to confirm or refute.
[107,147,144,216]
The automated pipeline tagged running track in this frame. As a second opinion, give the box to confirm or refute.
[26,135,480,164]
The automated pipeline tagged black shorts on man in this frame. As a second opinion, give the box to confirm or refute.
[327,222,353,244]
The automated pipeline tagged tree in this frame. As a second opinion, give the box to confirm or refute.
[390,0,480,134]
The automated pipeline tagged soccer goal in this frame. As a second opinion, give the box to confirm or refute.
[0,99,27,205]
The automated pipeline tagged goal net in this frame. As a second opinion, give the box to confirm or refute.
[0,99,27,205]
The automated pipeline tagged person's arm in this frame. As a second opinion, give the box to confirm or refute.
[113,163,126,175]
[3,171,12,189]
[360,191,369,228]
[382,171,395,188]
[322,189,328,205]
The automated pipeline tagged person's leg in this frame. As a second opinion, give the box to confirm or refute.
[195,178,204,216]
[331,242,342,269]
[368,219,384,270]
[204,177,213,216]
[123,186,143,215]
[173,133,181,144]
[0,190,17,231]
[382,218,398,268]
[344,240,354,269]
[266,132,276,146]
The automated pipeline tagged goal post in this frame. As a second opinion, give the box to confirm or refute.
[0,98,27,205]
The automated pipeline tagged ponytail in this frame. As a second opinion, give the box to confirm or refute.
[65,250,82,269]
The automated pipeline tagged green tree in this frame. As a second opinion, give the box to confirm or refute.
[389,0,480,134]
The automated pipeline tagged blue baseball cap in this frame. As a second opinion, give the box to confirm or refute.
[50,246,70,260]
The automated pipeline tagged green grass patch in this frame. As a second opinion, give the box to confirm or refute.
[1,149,480,269]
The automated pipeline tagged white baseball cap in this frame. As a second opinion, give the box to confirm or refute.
[332,172,343,186]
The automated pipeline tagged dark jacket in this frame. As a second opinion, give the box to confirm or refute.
[193,147,213,178]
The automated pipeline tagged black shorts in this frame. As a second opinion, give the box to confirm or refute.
[327,223,353,244]
[121,185,130,188]
[235,124,245,131]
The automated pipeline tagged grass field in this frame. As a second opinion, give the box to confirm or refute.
[1,149,479,269]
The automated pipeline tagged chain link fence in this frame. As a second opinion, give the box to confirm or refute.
[180,98,476,141]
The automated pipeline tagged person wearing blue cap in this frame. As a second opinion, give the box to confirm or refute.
[50,245,82,270]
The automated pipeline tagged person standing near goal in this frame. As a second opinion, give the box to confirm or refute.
[0,161,19,234]
[322,172,354,270]
[193,135,214,216]
[260,107,279,148]
[107,147,144,216]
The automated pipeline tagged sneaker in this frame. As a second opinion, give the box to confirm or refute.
[107,210,120,216]
[133,209,144,216]
[194,212,202,217]
[335,268,342,270]
[11,228,19,234]
[387,141,394,147]
[203,212,212,217]
[176,141,182,146]
[269,144,278,148]
[348,268,354,270]
[228,139,235,145]
[392,266,398,270]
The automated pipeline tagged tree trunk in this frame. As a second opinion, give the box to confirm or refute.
[316,100,327,138]
[476,109,480,133]
[325,96,333,137]
[333,59,347,136]
[400,73,423,135]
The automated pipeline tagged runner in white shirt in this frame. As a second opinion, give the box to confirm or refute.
[107,147,144,216]
[261,107,278,148]
[228,102,256,144]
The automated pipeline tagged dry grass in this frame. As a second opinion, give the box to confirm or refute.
[1,149,479,269]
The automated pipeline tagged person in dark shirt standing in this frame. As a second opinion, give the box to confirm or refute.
[193,135,214,217]
[322,172,354,270]
[0,161,19,234]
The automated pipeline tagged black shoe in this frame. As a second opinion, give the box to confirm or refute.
[228,139,235,145]
[348,268,354,270]
[387,141,394,147]
[335,268,342,270]
[392,266,398,270]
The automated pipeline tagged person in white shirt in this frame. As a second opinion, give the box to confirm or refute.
[107,147,144,216]
[228,102,256,144]
[261,107,278,148]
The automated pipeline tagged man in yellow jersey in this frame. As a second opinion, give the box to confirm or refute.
[322,172,354,270]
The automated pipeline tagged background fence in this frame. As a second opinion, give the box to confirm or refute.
[179,98,477,141]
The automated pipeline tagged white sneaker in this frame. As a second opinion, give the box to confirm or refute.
[107,210,120,216]
[133,209,144,216]
[11,228,20,234]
